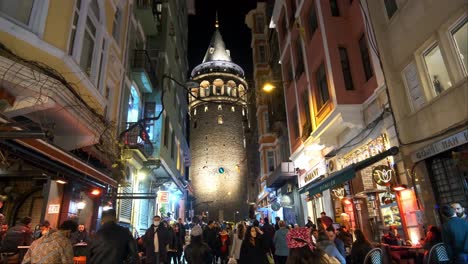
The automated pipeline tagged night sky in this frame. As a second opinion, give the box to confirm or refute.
[187,0,258,80]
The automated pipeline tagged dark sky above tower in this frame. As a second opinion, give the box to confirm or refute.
[188,0,257,80]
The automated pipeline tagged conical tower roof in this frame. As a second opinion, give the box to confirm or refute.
[202,28,231,62]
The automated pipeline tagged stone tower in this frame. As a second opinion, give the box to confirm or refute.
[188,20,249,222]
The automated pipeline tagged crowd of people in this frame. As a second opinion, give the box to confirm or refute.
[0,202,465,263]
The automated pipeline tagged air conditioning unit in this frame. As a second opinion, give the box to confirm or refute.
[326,158,337,174]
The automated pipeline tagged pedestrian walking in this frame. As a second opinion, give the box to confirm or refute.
[273,220,289,264]
[167,223,183,264]
[184,225,212,264]
[22,220,76,264]
[0,216,33,253]
[88,209,138,264]
[143,215,171,264]
[229,222,245,263]
[239,226,268,264]
[218,227,230,264]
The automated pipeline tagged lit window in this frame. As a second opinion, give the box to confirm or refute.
[451,19,467,74]
[204,106,208,112]
[218,105,222,110]
[423,44,451,95]
[193,109,197,116]
[231,106,235,112]
[217,115,223,124]
[127,85,140,123]
[242,108,245,116]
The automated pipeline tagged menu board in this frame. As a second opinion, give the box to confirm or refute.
[380,203,402,226]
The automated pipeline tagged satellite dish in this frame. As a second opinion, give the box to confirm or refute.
[271,202,281,211]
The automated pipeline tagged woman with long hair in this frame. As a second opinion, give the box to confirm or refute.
[239,226,268,264]
[230,222,245,262]
[350,229,373,264]
[285,227,335,264]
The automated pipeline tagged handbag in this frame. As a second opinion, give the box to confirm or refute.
[266,252,274,264]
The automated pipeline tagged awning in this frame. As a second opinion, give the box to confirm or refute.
[305,147,399,197]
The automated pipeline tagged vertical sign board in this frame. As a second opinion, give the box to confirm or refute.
[158,191,170,204]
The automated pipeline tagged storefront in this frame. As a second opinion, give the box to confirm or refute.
[410,129,468,227]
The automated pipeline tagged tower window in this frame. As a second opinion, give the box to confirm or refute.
[204,106,208,112]
[193,120,197,129]
[217,115,223,124]
[231,106,235,112]
[193,108,197,116]
[218,105,222,110]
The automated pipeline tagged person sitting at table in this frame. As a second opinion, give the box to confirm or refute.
[350,229,373,264]
[326,225,346,259]
[316,231,346,264]
[0,216,33,253]
[382,226,401,245]
[421,225,442,263]
[22,220,77,264]
[71,224,90,244]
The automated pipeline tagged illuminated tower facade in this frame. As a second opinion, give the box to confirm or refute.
[188,20,249,221]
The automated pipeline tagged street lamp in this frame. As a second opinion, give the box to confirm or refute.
[234,211,239,223]
[262,82,276,92]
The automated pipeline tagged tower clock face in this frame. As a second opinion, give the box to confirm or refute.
[218,167,225,174]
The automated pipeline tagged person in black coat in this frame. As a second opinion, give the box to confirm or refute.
[203,221,218,264]
[143,216,171,264]
[261,217,275,254]
[184,225,212,264]
[350,229,373,264]
[88,209,138,264]
[239,226,268,264]
[0,216,33,253]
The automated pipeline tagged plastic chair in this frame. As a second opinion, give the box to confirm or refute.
[364,248,384,264]
[425,243,450,264]
[73,256,86,264]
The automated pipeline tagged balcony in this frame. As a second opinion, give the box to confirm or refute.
[121,122,154,159]
[132,50,157,93]
[267,162,297,188]
[135,0,163,35]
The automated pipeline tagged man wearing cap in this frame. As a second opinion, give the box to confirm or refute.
[22,220,76,264]
[184,225,211,264]
[0,216,33,253]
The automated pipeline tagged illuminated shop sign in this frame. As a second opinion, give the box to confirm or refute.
[411,129,468,162]
[372,165,395,186]
[299,161,326,188]
[339,134,388,169]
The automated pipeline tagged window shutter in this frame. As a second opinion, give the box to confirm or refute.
[402,62,425,111]
[119,185,132,222]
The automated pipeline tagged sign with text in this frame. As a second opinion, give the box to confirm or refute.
[299,161,326,188]
[48,204,60,214]
[412,129,468,162]
[158,191,169,204]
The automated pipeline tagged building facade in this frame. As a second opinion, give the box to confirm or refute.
[246,2,300,226]
[270,0,418,242]
[188,21,250,222]
[0,0,124,231]
[366,0,467,229]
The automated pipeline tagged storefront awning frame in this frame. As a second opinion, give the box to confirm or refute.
[305,147,399,197]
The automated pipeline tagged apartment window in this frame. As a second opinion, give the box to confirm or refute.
[308,2,318,37]
[330,0,340,16]
[0,0,48,34]
[267,151,276,172]
[163,116,169,147]
[339,47,354,90]
[291,106,300,139]
[258,45,267,63]
[170,130,175,159]
[451,19,467,74]
[218,105,222,111]
[384,0,398,19]
[423,44,451,95]
[112,8,122,44]
[289,0,296,27]
[254,14,264,33]
[68,0,81,55]
[295,39,304,79]
[127,85,140,123]
[217,115,223,124]
[359,35,374,81]
[316,64,330,110]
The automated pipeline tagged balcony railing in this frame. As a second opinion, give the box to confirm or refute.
[121,122,154,157]
[267,162,297,188]
[132,50,157,93]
